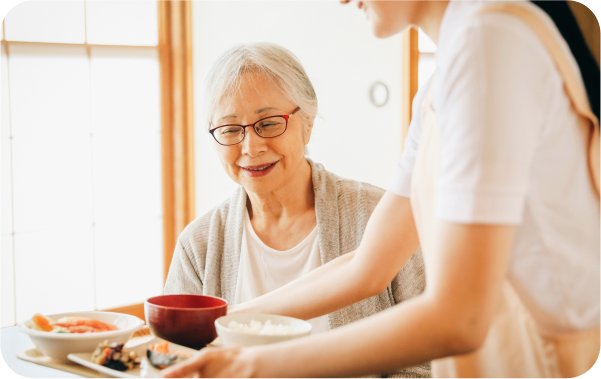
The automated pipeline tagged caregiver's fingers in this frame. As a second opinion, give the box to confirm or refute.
[162,346,252,378]
[162,348,213,378]
[341,1,364,9]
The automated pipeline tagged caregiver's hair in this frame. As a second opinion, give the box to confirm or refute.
[530,0,601,119]
[203,42,318,129]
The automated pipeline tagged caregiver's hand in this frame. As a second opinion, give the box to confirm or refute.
[162,346,256,378]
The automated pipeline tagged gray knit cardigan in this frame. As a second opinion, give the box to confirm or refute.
[164,159,430,378]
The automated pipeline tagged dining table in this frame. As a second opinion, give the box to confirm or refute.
[2,326,86,378]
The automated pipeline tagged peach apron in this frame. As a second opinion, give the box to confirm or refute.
[409,3,600,377]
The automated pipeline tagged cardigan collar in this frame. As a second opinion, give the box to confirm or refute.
[219,158,341,304]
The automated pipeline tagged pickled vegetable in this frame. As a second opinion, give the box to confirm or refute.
[91,340,141,372]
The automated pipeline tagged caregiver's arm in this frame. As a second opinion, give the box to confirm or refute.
[231,191,420,320]
[164,221,515,378]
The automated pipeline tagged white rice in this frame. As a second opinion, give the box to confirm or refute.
[227,320,300,335]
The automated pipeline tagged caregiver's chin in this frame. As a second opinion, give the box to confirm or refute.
[347,1,448,42]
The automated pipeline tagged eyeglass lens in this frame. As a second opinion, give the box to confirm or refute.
[214,116,287,145]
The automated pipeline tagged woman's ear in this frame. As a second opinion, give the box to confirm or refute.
[303,122,314,145]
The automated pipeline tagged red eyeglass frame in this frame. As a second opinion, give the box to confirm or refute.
[209,107,301,146]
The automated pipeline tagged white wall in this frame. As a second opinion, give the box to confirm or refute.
[418,28,437,90]
[192,0,403,216]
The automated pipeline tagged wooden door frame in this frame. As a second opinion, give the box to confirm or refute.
[401,27,419,151]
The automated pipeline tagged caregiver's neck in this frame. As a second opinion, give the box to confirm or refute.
[414,0,449,45]
[246,158,315,231]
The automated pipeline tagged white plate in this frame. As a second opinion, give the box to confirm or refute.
[68,337,197,378]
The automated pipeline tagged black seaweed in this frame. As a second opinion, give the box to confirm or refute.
[147,349,182,368]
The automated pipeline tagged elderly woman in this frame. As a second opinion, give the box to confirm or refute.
[164,42,428,377]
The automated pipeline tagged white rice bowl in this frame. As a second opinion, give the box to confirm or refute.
[18,311,144,361]
[215,313,311,347]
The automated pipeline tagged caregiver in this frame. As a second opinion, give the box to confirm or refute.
[165,1,600,377]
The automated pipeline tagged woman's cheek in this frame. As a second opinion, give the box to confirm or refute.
[218,147,240,183]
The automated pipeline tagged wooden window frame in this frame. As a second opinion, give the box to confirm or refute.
[158,0,195,284]
[401,27,419,151]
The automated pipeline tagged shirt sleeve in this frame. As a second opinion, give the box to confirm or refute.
[433,14,554,224]
[389,76,433,198]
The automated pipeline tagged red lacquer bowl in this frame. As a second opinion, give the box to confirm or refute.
[145,295,228,349]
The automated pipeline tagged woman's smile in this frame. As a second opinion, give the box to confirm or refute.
[211,71,311,195]
[240,160,279,177]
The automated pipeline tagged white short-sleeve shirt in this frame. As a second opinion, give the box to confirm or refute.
[390,0,599,334]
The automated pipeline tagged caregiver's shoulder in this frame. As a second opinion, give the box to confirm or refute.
[441,0,558,60]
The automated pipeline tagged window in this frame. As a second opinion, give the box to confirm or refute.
[1,0,164,327]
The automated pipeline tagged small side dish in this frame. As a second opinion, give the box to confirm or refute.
[91,340,142,372]
[68,338,196,378]
[26,313,118,334]
[87,340,193,373]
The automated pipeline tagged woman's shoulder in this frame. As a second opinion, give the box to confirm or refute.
[311,159,385,207]
[178,186,245,247]
[335,174,385,202]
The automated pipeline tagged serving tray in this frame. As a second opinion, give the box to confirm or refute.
[17,331,157,378]
[16,348,105,378]
[17,328,219,378]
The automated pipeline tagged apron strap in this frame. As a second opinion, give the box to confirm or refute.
[478,3,600,200]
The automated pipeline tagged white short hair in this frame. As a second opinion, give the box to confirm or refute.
[203,42,318,130]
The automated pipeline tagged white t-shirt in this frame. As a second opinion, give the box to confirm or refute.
[390,0,599,334]
[234,209,330,334]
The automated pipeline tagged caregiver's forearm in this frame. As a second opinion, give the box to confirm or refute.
[249,222,516,378]
[231,192,420,320]
[250,295,466,378]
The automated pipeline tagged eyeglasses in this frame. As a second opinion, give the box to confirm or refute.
[209,107,301,146]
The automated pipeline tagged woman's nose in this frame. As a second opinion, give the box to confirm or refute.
[241,126,267,157]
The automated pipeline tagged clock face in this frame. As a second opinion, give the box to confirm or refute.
[370,82,389,107]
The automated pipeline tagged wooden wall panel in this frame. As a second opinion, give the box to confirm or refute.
[103,303,145,322]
